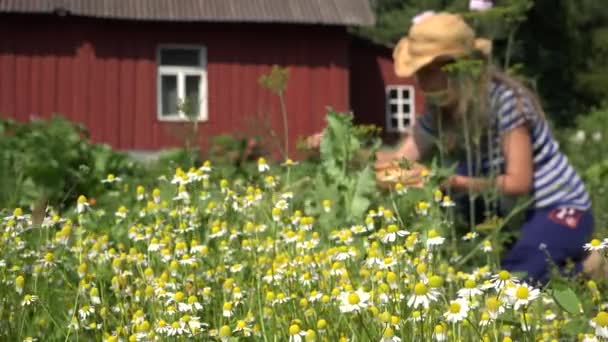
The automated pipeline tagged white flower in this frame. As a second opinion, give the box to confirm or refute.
[584,239,607,251]
[462,231,478,241]
[167,321,187,336]
[581,333,599,342]
[21,294,38,306]
[380,225,410,244]
[381,327,401,342]
[590,312,608,339]
[440,195,455,207]
[469,0,494,11]
[339,289,370,313]
[78,305,95,320]
[426,229,445,248]
[506,283,540,310]
[592,131,602,142]
[444,298,470,323]
[101,174,122,184]
[572,130,586,144]
[257,158,270,173]
[486,270,519,291]
[457,279,484,298]
[407,283,438,309]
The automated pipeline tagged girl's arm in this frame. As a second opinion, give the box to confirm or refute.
[449,125,533,196]
[376,125,434,167]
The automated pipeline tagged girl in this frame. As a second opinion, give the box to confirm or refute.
[378,12,594,285]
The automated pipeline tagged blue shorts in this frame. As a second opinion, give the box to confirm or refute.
[501,207,594,285]
[452,162,594,284]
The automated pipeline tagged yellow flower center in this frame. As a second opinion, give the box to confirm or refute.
[347,293,360,305]
[289,324,300,335]
[429,275,443,288]
[591,239,602,247]
[498,270,511,281]
[516,286,529,300]
[486,297,500,311]
[387,224,398,233]
[595,312,608,327]
[428,229,438,238]
[414,283,428,296]
[219,325,231,337]
[465,279,476,289]
[383,327,395,338]
[317,319,327,329]
[449,302,461,314]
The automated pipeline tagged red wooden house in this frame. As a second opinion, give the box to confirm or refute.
[0,0,422,155]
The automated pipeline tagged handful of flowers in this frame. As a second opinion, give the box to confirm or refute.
[375,159,427,190]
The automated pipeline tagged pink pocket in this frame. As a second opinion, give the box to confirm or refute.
[547,208,582,229]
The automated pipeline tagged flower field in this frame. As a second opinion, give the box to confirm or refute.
[1,113,608,342]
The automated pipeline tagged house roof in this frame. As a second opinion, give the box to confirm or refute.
[0,0,375,26]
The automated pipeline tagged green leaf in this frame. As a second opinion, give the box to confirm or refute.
[550,280,583,315]
[560,318,587,336]
[349,166,376,220]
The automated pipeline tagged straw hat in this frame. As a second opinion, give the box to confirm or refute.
[393,12,492,78]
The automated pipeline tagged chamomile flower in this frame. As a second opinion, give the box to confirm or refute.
[101,173,122,184]
[322,200,332,213]
[381,326,401,342]
[426,229,445,248]
[222,301,234,317]
[21,294,38,306]
[15,275,25,294]
[233,319,253,336]
[288,323,306,342]
[487,270,518,291]
[506,283,540,311]
[407,282,438,309]
[338,289,370,313]
[380,224,410,244]
[433,324,447,341]
[462,231,478,241]
[79,305,95,320]
[482,240,493,252]
[76,195,90,214]
[590,311,608,338]
[167,321,187,336]
[584,238,607,251]
[257,157,270,173]
[457,278,484,298]
[415,201,430,216]
[443,298,470,323]
[440,195,455,207]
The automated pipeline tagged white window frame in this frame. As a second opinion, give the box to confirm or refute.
[385,85,416,133]
[156,45,208,122]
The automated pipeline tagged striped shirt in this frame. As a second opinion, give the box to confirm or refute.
[417,80,591,211]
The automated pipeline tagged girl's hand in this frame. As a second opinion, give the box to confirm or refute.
[443,175,467,192]
[306,132,324,150]
[375,151,396,170]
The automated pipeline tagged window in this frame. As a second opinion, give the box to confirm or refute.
[386,85,415,133]
[157,46,207,121]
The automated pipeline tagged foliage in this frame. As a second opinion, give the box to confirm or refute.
[0,116,142,212]
[557,107,608,232]
[0,131,606,341]
[259,65,291,159]
[356,0,608,122]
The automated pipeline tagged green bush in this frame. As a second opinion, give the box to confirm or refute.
[557,107,608,231]
[0,116,142,212]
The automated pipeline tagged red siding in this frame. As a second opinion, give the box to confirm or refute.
[350,38,425,142]
[0,15,349,156]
